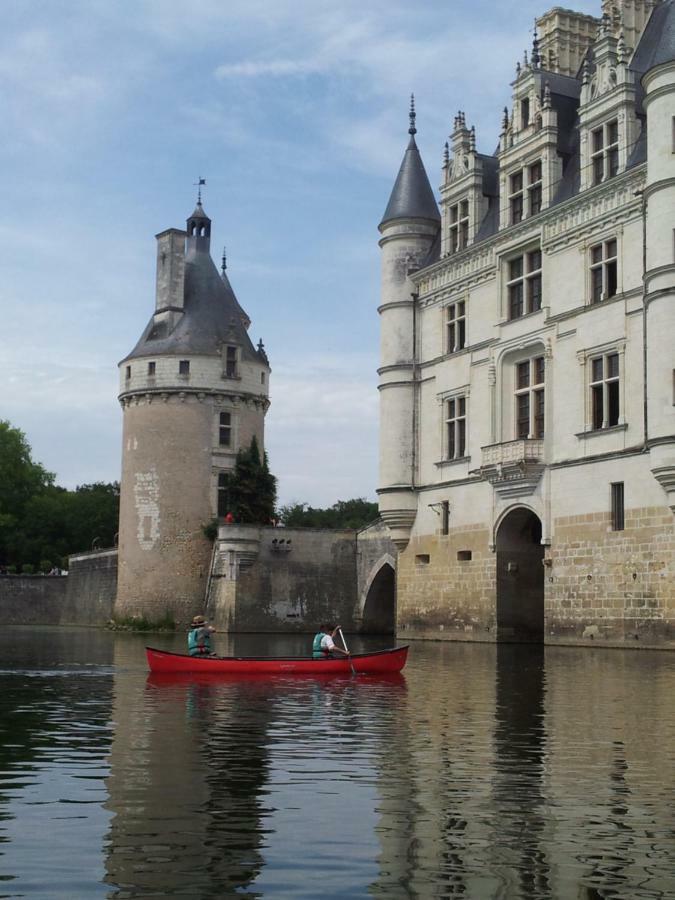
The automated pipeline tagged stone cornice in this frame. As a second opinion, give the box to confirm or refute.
[118,386,270,411]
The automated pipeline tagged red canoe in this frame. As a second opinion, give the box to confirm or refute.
[146,645,408,676]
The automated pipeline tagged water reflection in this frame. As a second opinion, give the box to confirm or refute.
[0,630,674,898]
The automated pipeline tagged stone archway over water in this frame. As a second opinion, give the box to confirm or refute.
[362,563,395,634]
[496,508,545,643]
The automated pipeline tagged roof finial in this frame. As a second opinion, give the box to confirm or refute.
[532,20,541,68]
[617,31,627,63]
[543,81,552,109]
[409,93,417,135]
[469,125,476,153]
[194,176,206,205]
[221,246,227,275]
[443,141,450,167]
[502,106,510,133]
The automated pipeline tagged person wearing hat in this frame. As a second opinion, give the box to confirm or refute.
[188,615,216,657]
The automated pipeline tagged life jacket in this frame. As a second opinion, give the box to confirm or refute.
[188,627,211,656]
[312,631,329,659]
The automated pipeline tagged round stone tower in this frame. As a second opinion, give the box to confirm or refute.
[641,0,675,510]
[377,97,441,548]
[116,198,271,623]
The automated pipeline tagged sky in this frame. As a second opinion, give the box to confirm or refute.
[0,0,600,508]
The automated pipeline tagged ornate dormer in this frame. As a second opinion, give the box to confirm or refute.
[601,0,660,53]
[440,112,490,255]
[578,14,640,191]
[497,34,566,229]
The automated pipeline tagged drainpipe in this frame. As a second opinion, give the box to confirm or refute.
[412,290,419,489]
[636,188,648,448]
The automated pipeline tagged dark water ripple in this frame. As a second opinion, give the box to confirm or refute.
[0,630,674,898]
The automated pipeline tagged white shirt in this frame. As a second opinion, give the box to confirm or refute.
[320,634,335,651]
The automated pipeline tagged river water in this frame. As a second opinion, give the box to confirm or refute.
[0,627,674,899]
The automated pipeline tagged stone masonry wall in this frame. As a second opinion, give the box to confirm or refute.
[62,550,117,626]
[396,523,496,641]
[0,575,68,625]
[547,504,675,647]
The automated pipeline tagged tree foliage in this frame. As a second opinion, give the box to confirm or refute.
[221,436,277,525]
[278,498,378,530]
[0,420,119,570]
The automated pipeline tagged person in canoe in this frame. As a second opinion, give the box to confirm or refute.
[188,615,216,657]
[312,623,350,659]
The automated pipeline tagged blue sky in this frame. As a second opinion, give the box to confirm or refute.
[1,0,599,507]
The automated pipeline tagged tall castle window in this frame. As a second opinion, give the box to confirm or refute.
[446,396,467,459]
[147,361,156,376]
[446,301,466,353]
[179,360,190,376]
[590,352,620,430]
[591,120,619,185]
[217,472,229,518]
[449,200,469,252]
[507,250,542,319]
[590,239,617,303]
[219,412,232,447]
[515,356,545,439]
[509,160,543,224]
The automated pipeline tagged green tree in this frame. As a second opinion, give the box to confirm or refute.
[0,421,54,565]
[279,498,378,530]
[222,436,277,524]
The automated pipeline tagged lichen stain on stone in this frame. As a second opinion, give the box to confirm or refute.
[134,468,160,550]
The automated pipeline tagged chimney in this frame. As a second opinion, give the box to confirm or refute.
[155,228,186,315]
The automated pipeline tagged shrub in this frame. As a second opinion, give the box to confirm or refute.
[39,559,52,573]
[21,563,35,575]
[6,565,16,574]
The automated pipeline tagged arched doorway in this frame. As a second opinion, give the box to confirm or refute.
[362,563,396,634]
[496,508,544,643]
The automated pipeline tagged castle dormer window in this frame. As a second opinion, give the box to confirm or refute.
[521,98,530,129]
[148,361,156,376]
[449,200,469,252]
[509,172,524,224]
[528,162,542,216]
[591,120,619,185]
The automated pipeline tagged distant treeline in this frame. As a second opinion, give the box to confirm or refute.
[278,498,378,530]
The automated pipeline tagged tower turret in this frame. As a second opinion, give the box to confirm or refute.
[116,194,271,622]
[639,0,675,510]
[377,97,441,548]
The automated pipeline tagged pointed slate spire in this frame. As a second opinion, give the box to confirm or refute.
[633,0,675,73]
[380,96,440,228]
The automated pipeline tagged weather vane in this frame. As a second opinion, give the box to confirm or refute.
[194,176,206,203]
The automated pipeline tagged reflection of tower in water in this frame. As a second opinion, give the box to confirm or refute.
[103,651,272,896]
[493,645,550,897]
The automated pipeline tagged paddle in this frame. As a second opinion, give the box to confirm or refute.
[338,626,357,676]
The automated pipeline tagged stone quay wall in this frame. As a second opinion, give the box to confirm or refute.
[0,550,118,627]
[0,574,69,625]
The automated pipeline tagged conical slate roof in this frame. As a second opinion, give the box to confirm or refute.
[122,247,262,364]
[632,0,675,74]
[380,134,440,228]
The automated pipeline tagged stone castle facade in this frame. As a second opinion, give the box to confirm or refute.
[378,0,675,646]
[116,200,270,623]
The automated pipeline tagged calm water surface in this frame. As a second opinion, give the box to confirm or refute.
[0,627,674,899]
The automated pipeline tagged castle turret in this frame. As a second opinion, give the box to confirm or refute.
[116,196,271,622]
[377,97,441,548]
[639,0,675,509]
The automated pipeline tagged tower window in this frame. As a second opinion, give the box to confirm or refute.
[507,249,542,319]
[590,240,618,303]
[591,120,619,185]
[590,353,620,430]
[179,360,190,376]
[515,356,545,439]
[224,346,238,378]
[148,361,156,376]
[446,301,466,353]
[521,98,530,129]
[217,472,229,518]
[125,365,131,380]
[219,412,232,447]
[611,482,625,531]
